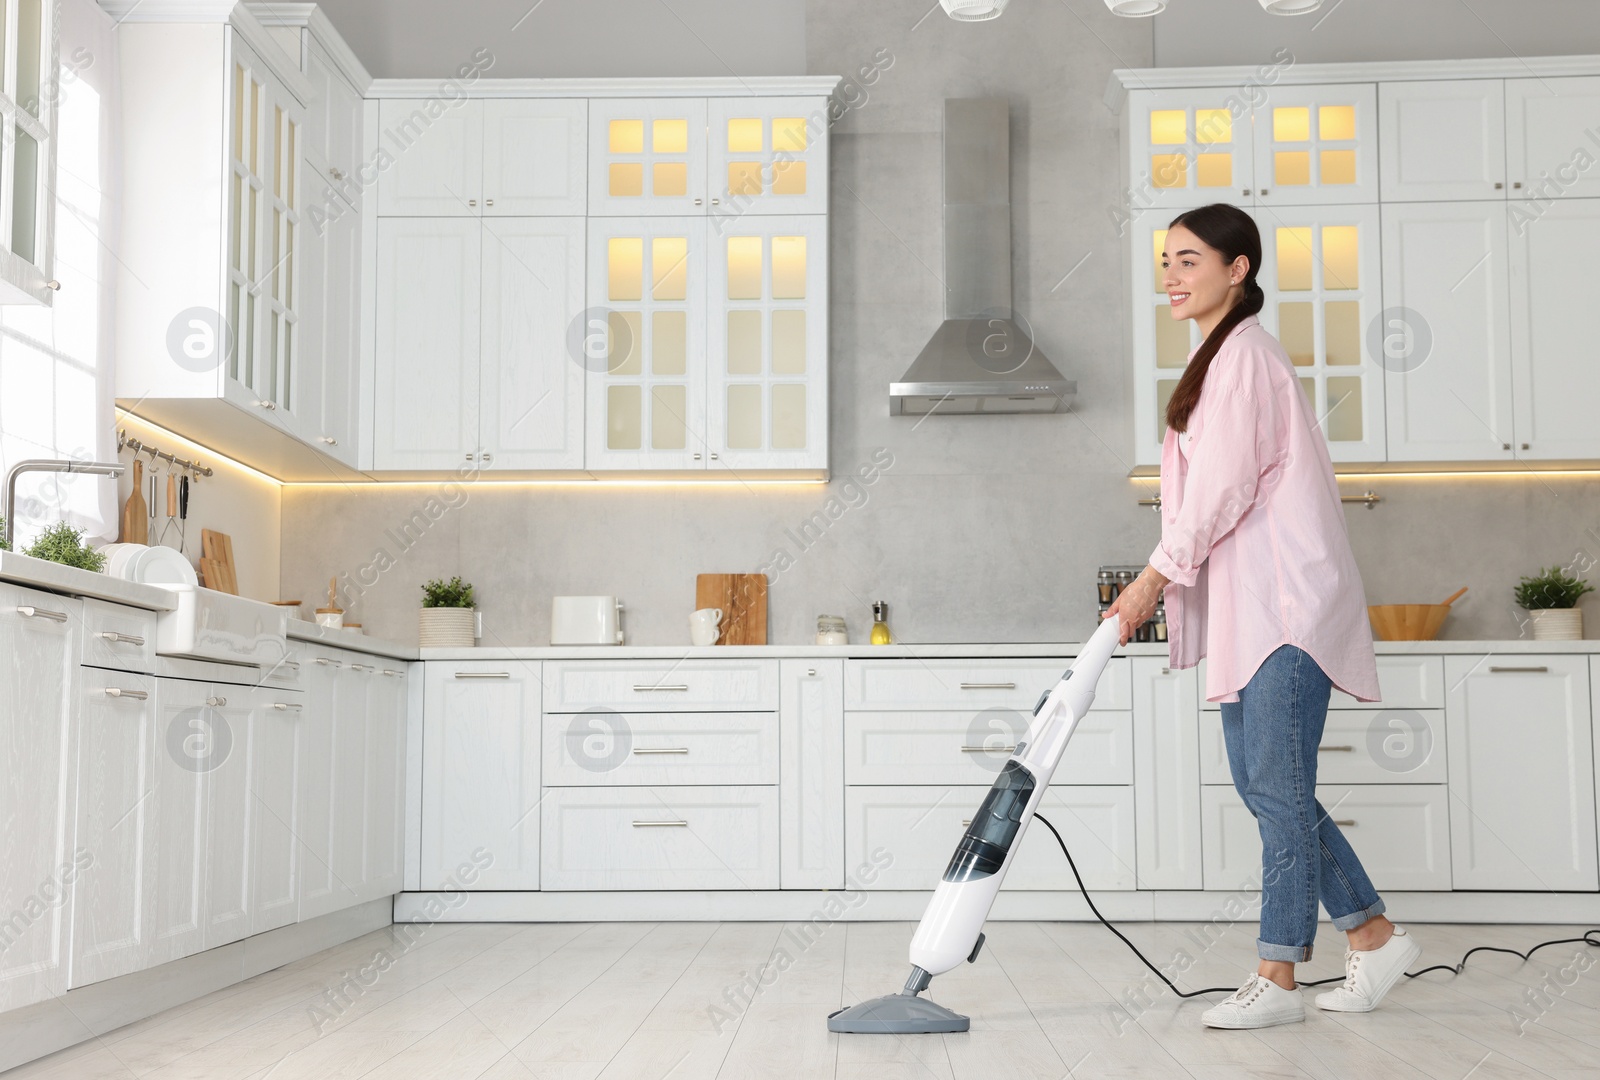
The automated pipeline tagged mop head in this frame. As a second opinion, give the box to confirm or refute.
[826,992,969,1034]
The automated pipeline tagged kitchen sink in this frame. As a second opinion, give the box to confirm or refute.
[155,584,287,664]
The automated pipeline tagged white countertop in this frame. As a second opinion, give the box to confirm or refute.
[287,619,419,660]
[0,550,178,611]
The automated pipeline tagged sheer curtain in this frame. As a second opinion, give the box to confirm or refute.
[0,0,120,547]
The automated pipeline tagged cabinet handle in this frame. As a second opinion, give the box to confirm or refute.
[320,436,338,445]
[962,819,972,827]
[271,702,304,711]
[1503,443,1511,450]
[632,747,690,755]
[693,452,702,460]
[16,605,68,622]
[465,452,475,461]
[314,657,343,667]
[103,687,149,700]
[710,452,718,460]
[1488,665,1549,673]
[960,744,1016,754]
[632,820,689,827]
[960,682,1016,690]
[468,198,477,207]
[1161,667,1170,675]
[486,198,494,207]
[383,669,404,677]
[1317,745,1354,752]
[1333,819,1357,827]
[1241,188,1251,196]
[480,453,493,463]
[455,671,510,679]
[1521,442,1530,450]
[711,197,720,205]
[206,696,227,707]
[329,167,345,180]
[255,400,277,410]
[1259,188,1270,196]
[1513,181,1522,189]
[350,663,374,672]
[1494,181,1504,189]
[694,198,703,206]
[633,684,689,692]
[807,668,816,676]
[279,660,301,671]
[97,630,146,645]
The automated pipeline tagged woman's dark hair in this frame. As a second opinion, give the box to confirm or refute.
[1162,203,1263,433]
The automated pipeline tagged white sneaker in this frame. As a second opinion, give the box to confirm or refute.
[1315,925,1422,1013]
[1201,974,1305,1029]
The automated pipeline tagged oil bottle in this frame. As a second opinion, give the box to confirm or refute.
[870,601,893,645]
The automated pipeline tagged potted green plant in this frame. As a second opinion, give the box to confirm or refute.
[1514,565,1594,641]
[420,575,476,648]
[24,522,108,572]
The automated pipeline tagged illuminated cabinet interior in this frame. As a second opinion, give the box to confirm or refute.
[1116,62,1600,470]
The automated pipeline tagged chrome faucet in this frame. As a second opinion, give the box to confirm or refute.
[3,459,126,550]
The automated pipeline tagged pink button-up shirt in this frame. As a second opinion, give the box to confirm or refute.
[1148,314,1380,705]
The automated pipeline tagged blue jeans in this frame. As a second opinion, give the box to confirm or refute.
[1219,643,1385,962]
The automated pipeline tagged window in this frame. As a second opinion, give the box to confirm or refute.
[0,0,55,304]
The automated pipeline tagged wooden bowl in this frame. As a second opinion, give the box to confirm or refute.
[1368,603,1451,641]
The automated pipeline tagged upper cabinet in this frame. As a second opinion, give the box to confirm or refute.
[0,0,57,304]
[1129,90,1254,210]
[1251,84,1377,206]
[706,98,828,215]
[1379,80,1507,201]
[589,99,708,215]
[377,98,587,216]
[1505,76,1600,201]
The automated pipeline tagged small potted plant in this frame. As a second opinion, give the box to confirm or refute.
[24,522,108,572]
[420,575,476,648]
[1514,565,1594,640]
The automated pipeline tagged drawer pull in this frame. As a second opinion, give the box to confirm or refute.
[960,744,1016,754]
[632,820,689,827]
[633,684,690,692]
[103,687,149,700]
[960,682,1016,690]
[632,747,690,755]
[206,696,227,707]
[97,631,146,646]
[1333,819,1357,827]
[1488,665,1549,674]
[271,702,304,711]
[383,669,404,677]
[350,663,374,673]
[278,660,301,671]
[455,672,510,679]
[314,658,343,668]
[807,668,817,676]
[1318,745,1354,753]
[16,605,68,622]
[962,819,972,827]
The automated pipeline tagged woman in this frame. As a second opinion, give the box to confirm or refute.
[1103,203,1420,1030]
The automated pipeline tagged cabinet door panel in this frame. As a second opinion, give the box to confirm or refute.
[1506,76,1600,200]
[203,689,256,949]
[1381,201,1515,461]
[297,651,342,920]
[588,99,708,216]
[373,218,482,469]
[1133,659,1202,890]
[1253,84,1378,206]
[708,97,828,215]
[781,659,844,889]
[363,667,408,898]
[251,691,302,934]
[377,98,483,215]
[1125,90,1255,211]
[1378,80,1507,201]
[480,217,586,469]
[150,678,207,965]
[316,189,362,465]
[330,660,371,908]
[483,99,587,215]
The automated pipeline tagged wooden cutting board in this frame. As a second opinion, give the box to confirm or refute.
[119,460,148,545]
[201,529,237,594]
[695,574,768,645]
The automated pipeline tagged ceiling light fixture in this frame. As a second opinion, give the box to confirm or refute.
[940,0,1009,21]
[1259,0,1324,13]
[1104,0,1167,15]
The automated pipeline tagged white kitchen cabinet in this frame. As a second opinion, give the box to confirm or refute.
[297,650,345,920]
[421,661,542,889]
[302,41,365,211]
[0,589,79,1013]
[363,664,408,898]
[1125,90,1254,211]
[149,677,208,965]
[1199,708,1448,787]
[585,215,709,469]
[251,689,304,935]
[1380,201,1516,461]
[707,215,829,470]
[845,657,1129,711]
[543,711,777,787]
[845,785,1137,891]
[1253,84,1378,206]
[843,711,1131,787]
[379,98,587,216]
[542,657,779,712]
[372,215,586,471]
[1505,76,1600,201]
[1446,655,1598,891]
[203,688,257,949]
[1507,198,1600,460]
[706,98,828,216]
[780,659,844,890]
[588,99,709,216]
[373,217,482,470]
[1201,784,1452,892]
[69,669,157,989]
[1378,80,1507,201]
[1200,654,1445,711]
[298,163,363,467]
[330,658,372,904]
[1132,659,1202,890]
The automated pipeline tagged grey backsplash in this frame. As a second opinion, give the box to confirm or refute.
[280,1,1600,647]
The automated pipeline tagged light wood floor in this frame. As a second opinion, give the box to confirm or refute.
[8,920,1598,1079]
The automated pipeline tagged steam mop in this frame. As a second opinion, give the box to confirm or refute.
[827,614,1124,1034]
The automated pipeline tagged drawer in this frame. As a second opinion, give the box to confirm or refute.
[1201,784,1451,891]
[256,639,308,692]
[542,659,778,712]
[543,711,778,787]
[1199,654,1444,711]
[539,786,778,890]
[845,785,1136,891]
[845,657,1131,712]
[1200,709,1446,785]
[79,598,158,674]
[845,710,1132,786]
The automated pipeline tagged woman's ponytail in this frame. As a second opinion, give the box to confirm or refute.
[1163,204,1265,434]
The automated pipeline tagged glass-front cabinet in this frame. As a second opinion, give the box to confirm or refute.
[0,0,56,305]
[1129,91,1255,212]
[1251,85,1377,206]
[706,98,828,215]
[588,100,710,216]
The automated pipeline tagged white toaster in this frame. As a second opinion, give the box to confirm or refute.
[551,596,624,645]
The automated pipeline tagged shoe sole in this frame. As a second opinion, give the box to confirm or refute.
[1202,1011,1305,1030]
[1317,936,1423,1013]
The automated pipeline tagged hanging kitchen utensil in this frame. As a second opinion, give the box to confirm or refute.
[120,459,149,545]
[177,474,190,552]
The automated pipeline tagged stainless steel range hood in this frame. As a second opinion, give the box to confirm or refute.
[891,98,1077,416]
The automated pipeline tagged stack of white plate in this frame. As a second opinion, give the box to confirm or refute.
[98,543,199,588]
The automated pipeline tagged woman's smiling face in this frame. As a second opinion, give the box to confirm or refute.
[1161,223,1248,330]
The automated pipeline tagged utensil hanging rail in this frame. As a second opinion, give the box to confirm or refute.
[1136,490,1381,510]
[116,430,214,478]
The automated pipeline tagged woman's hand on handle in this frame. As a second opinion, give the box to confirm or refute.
[1101,565,1170,646]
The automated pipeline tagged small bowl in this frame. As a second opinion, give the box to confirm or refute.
[1368,603,1450,641]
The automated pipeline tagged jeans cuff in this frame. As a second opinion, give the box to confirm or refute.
[1256,939,1314,963]
[1329,898,1386,932]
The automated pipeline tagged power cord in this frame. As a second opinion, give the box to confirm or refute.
[1031,812,1600,997]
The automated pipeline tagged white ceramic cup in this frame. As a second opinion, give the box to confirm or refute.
[689,607,724,646]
